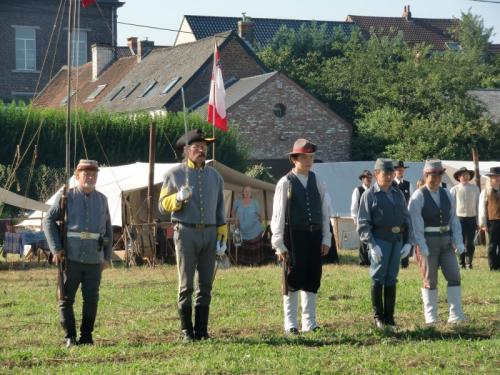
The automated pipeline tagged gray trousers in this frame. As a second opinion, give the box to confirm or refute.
[59,260,101,338]
[174,224,217,309]
[415,234,461,289]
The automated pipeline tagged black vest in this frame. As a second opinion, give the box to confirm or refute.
[394,179,410,203]
[421,187,451,227]
[357,185,366,207]
[287,171,322,226]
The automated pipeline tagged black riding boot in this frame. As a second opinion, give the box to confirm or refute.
[371,282,384,329]
[384,285,397,326]
[60,306,77,347]
[460,253,466,269]
[194,305,210,340]
[79,315,96,345]
[179,306,194,342]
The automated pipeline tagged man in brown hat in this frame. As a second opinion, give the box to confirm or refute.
[450,167,480,269]
[478,166,500,271]
[158,129,227,342]
[271,138,330,335]
[409,160,466,324]
[43,159,112,347]
[351,170,373,266]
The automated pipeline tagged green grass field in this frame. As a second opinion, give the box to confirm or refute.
[0,248,498,374]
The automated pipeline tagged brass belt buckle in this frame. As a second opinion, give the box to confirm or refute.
[391,226,401,234]
[195,224,205,230]
[80,231,91,240]
[439,226,447,234]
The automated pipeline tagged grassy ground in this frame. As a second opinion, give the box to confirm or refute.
[0,248,498,374]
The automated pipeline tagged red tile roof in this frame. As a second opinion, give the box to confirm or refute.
[346,14,460,51]
[33,56,137,111]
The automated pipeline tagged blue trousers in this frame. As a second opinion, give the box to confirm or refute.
[370,238,401,286]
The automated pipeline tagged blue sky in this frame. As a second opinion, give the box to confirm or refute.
[116,0,500,45]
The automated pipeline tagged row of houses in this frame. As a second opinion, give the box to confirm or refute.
[2,3,499,173]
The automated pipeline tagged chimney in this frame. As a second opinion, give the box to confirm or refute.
[91,43,114,81]
[402,5,412,20]
[127,37,138,55]
[238,13,255,46]
[137,39,155,63]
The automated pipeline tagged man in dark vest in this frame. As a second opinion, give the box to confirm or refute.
[357,159,413,329]
[271,139,330,335]
[478,166,500,271]
[409,160,466,324]
[43,159,112,347]
[393,160,414,268]
[351,170,373,266]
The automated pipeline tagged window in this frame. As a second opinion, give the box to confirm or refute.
[273,103,287,118]
[161,77,181,95]
[60,90,76,106]
[140,81,158,97]
[71,30,88,67]
[123,83,140,99]
[85,84,107,102]
[15,27,36,71]
[109,86,125,101]
[445,42,461,51]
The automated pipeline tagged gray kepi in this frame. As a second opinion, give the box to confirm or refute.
[423,159,446,175]
[374,158,395,171]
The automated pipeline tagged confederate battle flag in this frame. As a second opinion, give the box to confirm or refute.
[207,43,228,132]
[81,0,96,8]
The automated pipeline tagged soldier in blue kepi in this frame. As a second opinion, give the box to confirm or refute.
[158,129,227,342]
[357,158,413,329]
[43,159,112,347]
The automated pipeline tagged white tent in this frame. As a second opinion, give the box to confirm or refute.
[18,160,275,229]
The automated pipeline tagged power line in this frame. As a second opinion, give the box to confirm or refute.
[469,0,500,4]
[117,21,194,34]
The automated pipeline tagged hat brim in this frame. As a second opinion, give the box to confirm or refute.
[287,151,316,156]
[486,172,500,177]
[424,169,446,175]
[453,170,474,181]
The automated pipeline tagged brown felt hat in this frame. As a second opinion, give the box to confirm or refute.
[453,167,474,181]
[287,138,317,156]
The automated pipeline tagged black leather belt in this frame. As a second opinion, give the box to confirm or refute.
[173,222,216,230]
[373,225,406,234]
[291,224,321,232]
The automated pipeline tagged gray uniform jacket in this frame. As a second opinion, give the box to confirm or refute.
[357,183,414,250]
[159,163,225,226]
[43,187,112,264]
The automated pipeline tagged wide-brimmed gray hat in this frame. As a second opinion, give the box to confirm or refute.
[453,167,474,181]
[485,166,500,177]
[423,159,446,175]
[374,158,394,172]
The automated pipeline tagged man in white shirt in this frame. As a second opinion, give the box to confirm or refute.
[351,170,372,266]
[450,167,480,269]
[271,139,330,335]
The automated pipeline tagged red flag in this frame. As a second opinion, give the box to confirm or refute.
[81,0,96,8]
[207,44,228,131]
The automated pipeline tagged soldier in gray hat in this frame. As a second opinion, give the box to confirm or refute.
[408,160,466,324]
[158,129,227,342]
[357,158,413,329]
[43,159,112,347]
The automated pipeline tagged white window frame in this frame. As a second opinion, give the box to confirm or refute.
[13,25,38,71]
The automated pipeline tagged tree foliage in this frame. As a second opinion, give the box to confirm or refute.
[258,13,500,161]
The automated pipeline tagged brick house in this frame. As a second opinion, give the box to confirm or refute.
[195,72,352,175]
[0,0,123,103]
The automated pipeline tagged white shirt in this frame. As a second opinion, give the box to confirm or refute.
[450,183,480,217]
[271,171,331,254]
[393,177,414,197]
[350,184,370,222]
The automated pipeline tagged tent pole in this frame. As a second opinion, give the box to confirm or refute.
[147,121,156,224]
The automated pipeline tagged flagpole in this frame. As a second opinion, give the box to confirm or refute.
[212,38,216,161]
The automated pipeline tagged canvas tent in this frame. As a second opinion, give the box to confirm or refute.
[313,160,499,249]
[17,160,275,229]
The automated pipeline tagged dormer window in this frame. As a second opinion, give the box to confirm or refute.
[161,77,181,95]
[85,84,107,102]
